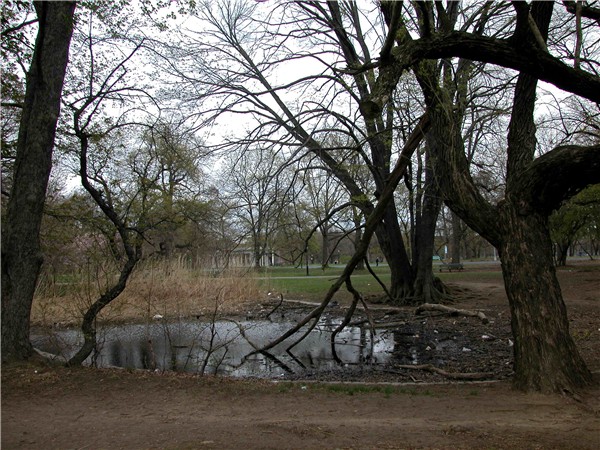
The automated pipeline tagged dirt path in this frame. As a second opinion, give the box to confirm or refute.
[2,262,600,449]
[2,364,599,450]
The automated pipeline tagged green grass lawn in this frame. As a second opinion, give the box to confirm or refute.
[254,263,503,301]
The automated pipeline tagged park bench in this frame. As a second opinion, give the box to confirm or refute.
[439,262,464,272]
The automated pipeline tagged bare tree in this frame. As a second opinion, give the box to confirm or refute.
[221,145,296,268]
[164,0,436,303]
[59,10,160,365]
[301,164,349,268]
[368,1,599,393]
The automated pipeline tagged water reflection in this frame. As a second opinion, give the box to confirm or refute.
[31,319,394,378]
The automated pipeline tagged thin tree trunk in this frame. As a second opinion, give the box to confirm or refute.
[67,99,143,365]
[1,2,76,361]
[321,223,329,267]
[450,210,462,264]
[352,206,365,270]
[555,241,569,266]
[499,208,593,392]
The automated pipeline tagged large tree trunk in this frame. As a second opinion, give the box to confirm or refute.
[413,149,445,303]
[499,208,593,392]
[375,201,415,303]
[370,0,598,393]
[413,186,444,303]
[1,2,76,361]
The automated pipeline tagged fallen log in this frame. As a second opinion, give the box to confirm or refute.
[393,364,493,380]
[415,303,489,324]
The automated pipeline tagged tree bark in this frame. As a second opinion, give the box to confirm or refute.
[1,1,76,361]
[498,207,593,392]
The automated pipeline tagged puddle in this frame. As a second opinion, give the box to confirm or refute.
[31,318,395,379]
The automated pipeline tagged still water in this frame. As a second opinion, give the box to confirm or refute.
[31,318,394,378]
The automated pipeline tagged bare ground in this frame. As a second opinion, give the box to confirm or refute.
[2,262,600,449]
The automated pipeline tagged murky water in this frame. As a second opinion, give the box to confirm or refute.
[31,318,395,378]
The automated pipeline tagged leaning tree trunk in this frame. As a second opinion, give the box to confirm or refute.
[67,258,138,366]
[499,207,593,392]
[1,2,76,361]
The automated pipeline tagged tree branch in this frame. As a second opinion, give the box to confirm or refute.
[1,102,23,108]
[416,303,489,324]
[363,31,600,118]
[1,18,38,37]
[563,1,600,23]
[514,144,600,214]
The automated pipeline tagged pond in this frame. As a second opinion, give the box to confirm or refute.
[31,317,396,378]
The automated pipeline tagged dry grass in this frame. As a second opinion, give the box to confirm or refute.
[32,259,265,327]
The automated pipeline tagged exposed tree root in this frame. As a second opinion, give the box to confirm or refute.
[416,303,489,324]
[33,348,68,363]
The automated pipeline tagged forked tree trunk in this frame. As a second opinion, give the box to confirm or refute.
[499,208,593,392]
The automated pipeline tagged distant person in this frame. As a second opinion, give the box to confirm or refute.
[375,257,379,267]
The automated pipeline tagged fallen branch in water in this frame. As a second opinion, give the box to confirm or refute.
[265,293,285,320]
[415,303,489,324]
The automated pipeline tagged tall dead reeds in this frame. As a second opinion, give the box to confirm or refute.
[32,257,263,327]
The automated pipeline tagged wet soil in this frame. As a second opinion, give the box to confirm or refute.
[2,262,600,449]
